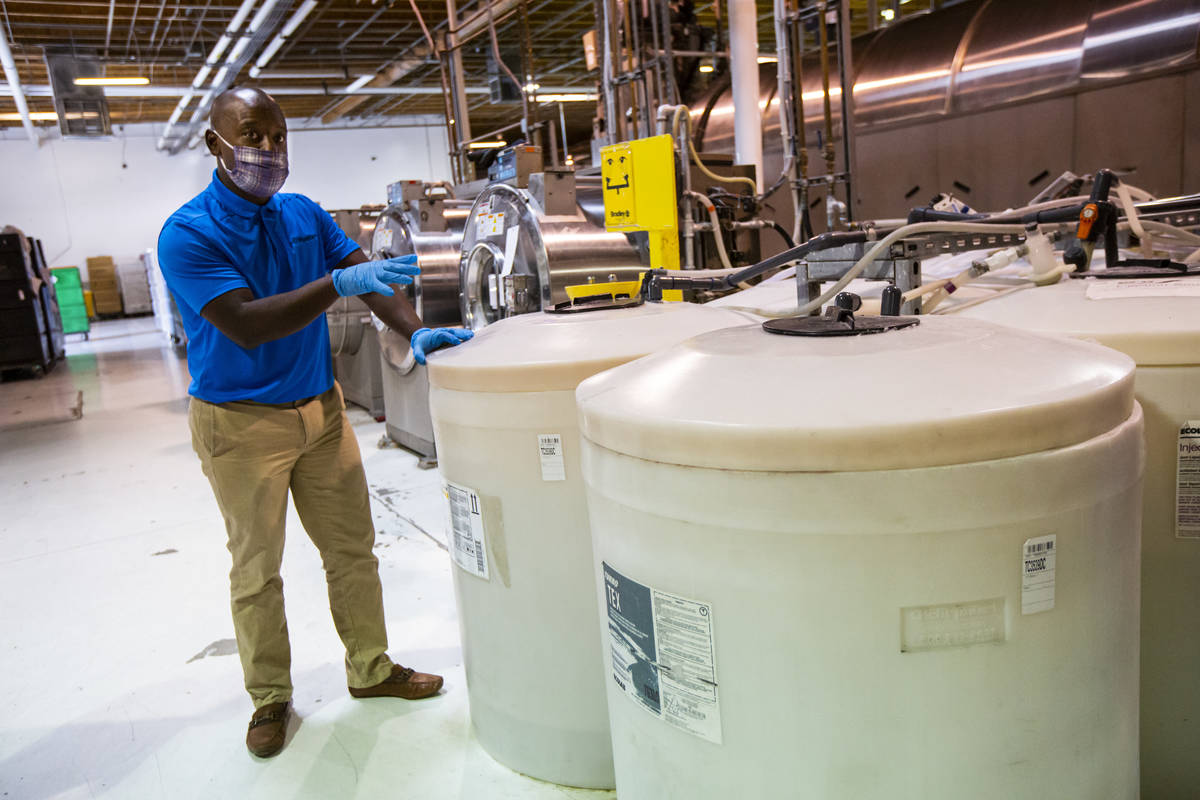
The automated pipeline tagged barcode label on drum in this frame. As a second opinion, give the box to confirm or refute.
[1021,534,1056,615]
[538,433,566,481]
[446,481,489,580]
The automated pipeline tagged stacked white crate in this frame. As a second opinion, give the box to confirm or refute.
[116,258,152,315]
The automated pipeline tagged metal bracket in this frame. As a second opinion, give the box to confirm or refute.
[795,230,1026,316]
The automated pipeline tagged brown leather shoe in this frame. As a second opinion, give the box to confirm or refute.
[349,664,443,700]
[246,701,290,758]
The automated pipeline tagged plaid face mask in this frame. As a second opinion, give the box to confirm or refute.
[213,130,289,199]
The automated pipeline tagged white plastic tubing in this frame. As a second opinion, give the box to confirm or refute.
[723,221,1030,318]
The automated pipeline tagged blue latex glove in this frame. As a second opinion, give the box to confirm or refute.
[331,255,420,297]
[411,327,474,365]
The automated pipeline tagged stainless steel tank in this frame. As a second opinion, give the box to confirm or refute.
[458,174,646,330]
[327,209,384,416]
[695,0,1200,219]
[369,187,475,458]
[370,198,472,328]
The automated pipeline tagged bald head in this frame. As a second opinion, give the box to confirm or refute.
[211,87,283,131]
[205,87,288,202]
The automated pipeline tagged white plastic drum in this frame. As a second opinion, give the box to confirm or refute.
[577,315,1143,799]
[949,274,1200,798]
[426,301,753,788]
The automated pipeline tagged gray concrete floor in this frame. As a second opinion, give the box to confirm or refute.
[0,317,614,800]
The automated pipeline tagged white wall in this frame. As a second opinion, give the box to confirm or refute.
[0,118,452,280]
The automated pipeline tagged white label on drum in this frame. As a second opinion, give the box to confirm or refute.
[900,598,1006,652]
[1177,421,1200,538]
[1085,277,1200,300]
[373,226,394,252]
[502,225,518,278]
[1021,534,1057,615]
[602,563,722,744]
[537,433,566,481]
[445,481,489,580]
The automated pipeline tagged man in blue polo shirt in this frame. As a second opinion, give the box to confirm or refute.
[158,87,472,758]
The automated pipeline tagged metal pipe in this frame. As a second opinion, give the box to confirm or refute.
[835,0,856,219]
[487,1,528,139]
[252,68,348,79]
[248,0,319,78]
[659,0,679,105]
[446,0,472,177]
[772,0,802,234]
[157,0,258,150]
[0,28,38,144]
[4,83,493,98]
[558,101,568,159]
[124,0,143,58]
[620,0,639,137]
[103,0,116,58]
[407,0,460,184]
[816,0,837,182]
[146,0,169,60]
[601,0,619,145]
[729,0,763,191]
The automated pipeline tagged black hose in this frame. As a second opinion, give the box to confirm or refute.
[643,230,870,298]
[906,204,1084,226]
[767,221,795,249]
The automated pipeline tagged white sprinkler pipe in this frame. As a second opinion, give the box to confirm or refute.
[0,28,39,145]
[157,0,259,150]
[729,0,763,192]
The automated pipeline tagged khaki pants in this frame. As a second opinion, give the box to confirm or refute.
[188,384,393,708]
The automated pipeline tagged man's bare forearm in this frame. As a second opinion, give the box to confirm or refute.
[201,276,340,350]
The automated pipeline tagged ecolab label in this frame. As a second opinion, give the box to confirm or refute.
[1177,421,1200,538]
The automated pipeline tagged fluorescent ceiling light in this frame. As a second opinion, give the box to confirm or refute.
[757,56,778,64]
[74,76,150,86]
[698,64,715,73]
[227,36,251,63]
[534,93,597,102]
[468,140,508,149]
[0,111,58,121]
[345,74,374,92]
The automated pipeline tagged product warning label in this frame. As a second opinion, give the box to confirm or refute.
[1177,421,1200,539]
[1021,534,1057,615]
[1085,277,1200,300]
[537,433,566,481]
[372,226,394,253]
[602,563,721,744]
[446,481,489,580]
[476,212,505,238]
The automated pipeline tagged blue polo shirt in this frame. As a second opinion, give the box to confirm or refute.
[158,172,360,403]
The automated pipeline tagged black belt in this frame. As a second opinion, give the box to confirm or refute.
[236,393,322,409]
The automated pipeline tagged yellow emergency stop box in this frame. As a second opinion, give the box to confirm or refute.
[600,134,679,274]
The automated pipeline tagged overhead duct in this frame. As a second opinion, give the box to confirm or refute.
[43,50,112,138]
